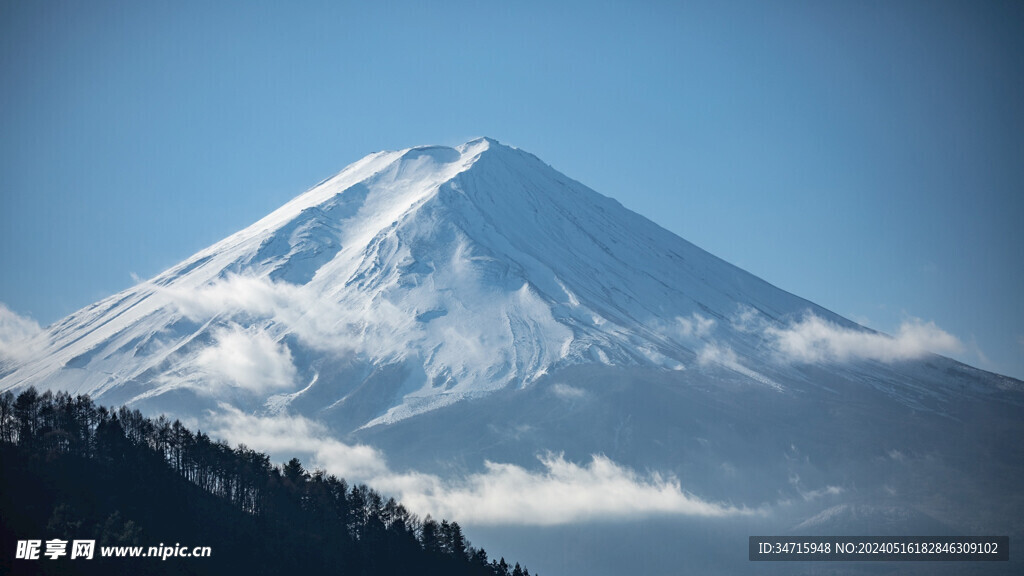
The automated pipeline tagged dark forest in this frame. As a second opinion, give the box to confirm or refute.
[0,388,534,576]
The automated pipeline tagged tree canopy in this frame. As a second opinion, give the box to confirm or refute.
[0,388,533,576]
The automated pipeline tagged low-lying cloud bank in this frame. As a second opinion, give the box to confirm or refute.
[209,407,757,526]
[400,453,752,525]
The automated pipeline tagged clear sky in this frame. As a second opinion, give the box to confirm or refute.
[1,0,1022,380]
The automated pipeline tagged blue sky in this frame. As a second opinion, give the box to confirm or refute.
[1,0,1022,380]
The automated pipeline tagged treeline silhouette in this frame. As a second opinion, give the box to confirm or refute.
[0,388,535,576]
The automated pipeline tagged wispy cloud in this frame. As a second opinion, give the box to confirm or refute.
[697,342,783,391]
[161,273,415,359]
[210,405,388,479]
[194,324,297,394]
[696,342,739,368]
[399,452,754,525]
[208,408,756,526]
[0,303,44,364]
[551,382,586,400]
[788,473,844,502]
[673,313,716,340]
[764,314,962,363]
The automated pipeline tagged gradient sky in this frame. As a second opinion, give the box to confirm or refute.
[1,0,1022,379]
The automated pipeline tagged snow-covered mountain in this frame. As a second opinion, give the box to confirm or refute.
[5,137,1011,420]
[3,138,1023,564]
[0,137,838,419]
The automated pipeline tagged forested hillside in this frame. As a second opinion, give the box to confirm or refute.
[0,388,533,576]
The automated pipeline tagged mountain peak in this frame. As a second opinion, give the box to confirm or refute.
[455,137,528,164]
[3,138,1010,431]
[3,138,1020,568]
[461,135,503,148]
[395,137,505,163]
[0,138,814,422]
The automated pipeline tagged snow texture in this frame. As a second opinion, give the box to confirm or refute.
[3,139,1024,571]
[1,138,1018,429]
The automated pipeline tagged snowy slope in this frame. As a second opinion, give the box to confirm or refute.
[0,138,1017,432]
[4,138,1024,575]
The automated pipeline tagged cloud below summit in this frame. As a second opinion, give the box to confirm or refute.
[0,303,44,364]
[195,324,298,395]
[209,408,756,526]
[764,314,963,364]
[161,274,414,359]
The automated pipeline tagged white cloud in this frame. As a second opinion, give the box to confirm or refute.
[207,408,757,526]
[210,405,388,479]
[161,273,415,359]
[698,342,783,391]
[697,341,738,368]
[165,274,289,320]
[195,324,297,394]
[731,305,766,334]
[766,314,962,364]
[786,473,844,503]
[399,452,754,525]
[0,303,44,364]
[551,382,586,399]
[673,313,716,340]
